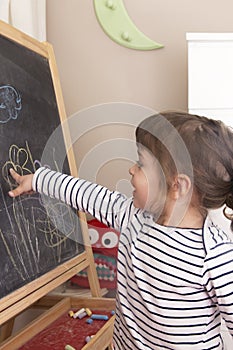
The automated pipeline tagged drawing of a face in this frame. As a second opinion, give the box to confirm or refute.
[0,85,22,123]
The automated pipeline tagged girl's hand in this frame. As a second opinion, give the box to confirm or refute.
[8,169,34,197]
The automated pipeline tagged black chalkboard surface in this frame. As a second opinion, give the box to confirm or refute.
[0,31,83,300]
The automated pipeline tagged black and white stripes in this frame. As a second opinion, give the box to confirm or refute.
[33,168,233,349]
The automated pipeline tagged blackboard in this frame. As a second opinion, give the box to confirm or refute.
[0,30,84,301]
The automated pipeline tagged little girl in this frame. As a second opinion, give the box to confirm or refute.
[9,111,233,349]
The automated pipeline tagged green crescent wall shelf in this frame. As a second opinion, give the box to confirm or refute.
[93,0,164,50]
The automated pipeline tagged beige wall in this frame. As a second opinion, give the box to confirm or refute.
[47,0,233,115]
[46,0,233,189]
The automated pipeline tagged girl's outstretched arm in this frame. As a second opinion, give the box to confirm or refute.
[8,166,129,231]
[8,169,34,197]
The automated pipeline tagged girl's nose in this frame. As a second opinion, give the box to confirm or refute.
[129,164,136,176]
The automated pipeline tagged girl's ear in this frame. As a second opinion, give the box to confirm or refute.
[171,174,192,199]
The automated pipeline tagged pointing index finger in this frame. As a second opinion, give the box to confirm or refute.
[9,168,20,182]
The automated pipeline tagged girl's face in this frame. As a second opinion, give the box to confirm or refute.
[129,146,167,215]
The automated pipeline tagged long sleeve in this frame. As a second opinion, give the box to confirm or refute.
[32,167,130,230]
[203,240,233,336]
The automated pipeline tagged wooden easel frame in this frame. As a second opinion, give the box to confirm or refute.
[0,20,114,349]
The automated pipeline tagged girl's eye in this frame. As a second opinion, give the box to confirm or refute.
[136,160,143,168]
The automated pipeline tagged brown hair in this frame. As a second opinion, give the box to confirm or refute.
[136,111,233,228]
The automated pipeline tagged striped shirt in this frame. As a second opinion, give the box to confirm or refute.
[33,167,233,350]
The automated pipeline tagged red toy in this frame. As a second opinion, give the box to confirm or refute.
[71,219,119,289]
